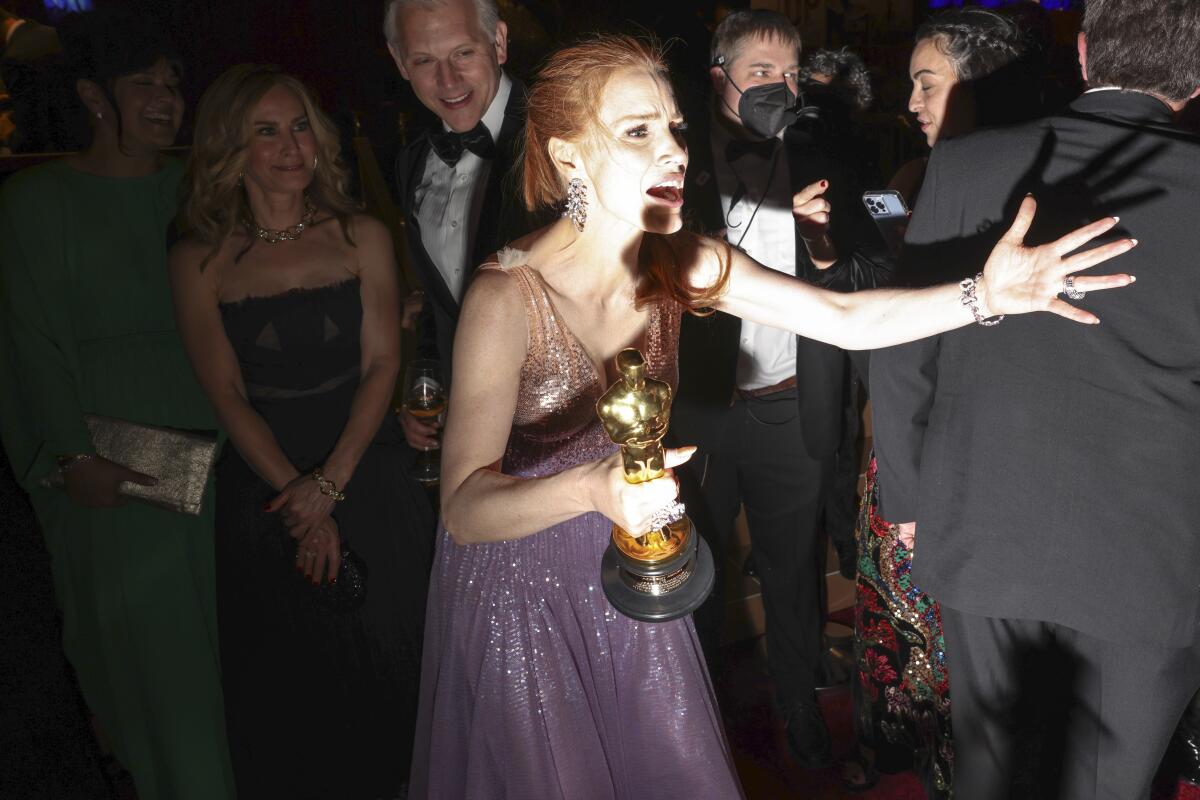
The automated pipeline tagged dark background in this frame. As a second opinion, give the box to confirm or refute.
[6,0,1088,167]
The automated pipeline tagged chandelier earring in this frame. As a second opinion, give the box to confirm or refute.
[564,177,588,232]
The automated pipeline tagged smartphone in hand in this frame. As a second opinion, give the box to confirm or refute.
[862,190,910,257]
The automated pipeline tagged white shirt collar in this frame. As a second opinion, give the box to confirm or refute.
[1084,85,1164,100]
[442,71,512,143]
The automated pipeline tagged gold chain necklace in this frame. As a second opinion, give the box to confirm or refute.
[246,197,317,243]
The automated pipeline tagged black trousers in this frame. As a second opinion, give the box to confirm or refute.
[940,605,1200,800]
[686,388,829,710]
[823,356,865,556]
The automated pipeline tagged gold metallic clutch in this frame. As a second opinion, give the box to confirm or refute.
[41,415,219,515]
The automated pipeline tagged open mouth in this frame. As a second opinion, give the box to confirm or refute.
[646,177,684,207]
[440,91,472,110]
[274,163,306,172]
[143,110,174,128]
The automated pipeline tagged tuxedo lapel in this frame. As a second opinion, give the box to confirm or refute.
[785,126,826,282]
[683,122,726,236]
[784,125,845,459]
[400,133,460,321]
[471,79,526,270]
[674,121,742,451]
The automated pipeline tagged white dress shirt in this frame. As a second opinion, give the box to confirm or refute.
[413,72,513,304]
[711,121,798,391]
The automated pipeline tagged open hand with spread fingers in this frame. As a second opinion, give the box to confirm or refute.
[978,195,1137,324]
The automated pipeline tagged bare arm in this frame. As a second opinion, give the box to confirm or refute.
[439,269,682,545]
[169,239,301,491]
[319,216,403,490]
[705,197,1136,350]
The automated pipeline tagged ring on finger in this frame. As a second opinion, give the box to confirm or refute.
[1062,275,1086,300]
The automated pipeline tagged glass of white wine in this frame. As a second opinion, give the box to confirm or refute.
[402,359,446,485]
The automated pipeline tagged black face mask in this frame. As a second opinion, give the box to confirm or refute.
[722,70,802,139]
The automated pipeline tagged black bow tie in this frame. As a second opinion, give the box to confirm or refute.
[725,136,779,163]
[430,122,496,167]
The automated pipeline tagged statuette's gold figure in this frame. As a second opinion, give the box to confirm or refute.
[596,349,691,563]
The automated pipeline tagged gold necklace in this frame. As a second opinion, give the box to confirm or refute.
[246,197,317,243]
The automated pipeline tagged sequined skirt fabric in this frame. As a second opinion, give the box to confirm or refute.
[411,455,742,798]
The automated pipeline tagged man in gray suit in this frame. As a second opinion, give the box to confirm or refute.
[872,1,1200,796]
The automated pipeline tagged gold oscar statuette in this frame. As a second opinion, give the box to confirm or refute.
[596,349,714,622]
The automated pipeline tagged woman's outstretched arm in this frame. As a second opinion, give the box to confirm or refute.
[703,197,1135,351]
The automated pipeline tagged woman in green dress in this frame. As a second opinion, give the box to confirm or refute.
[0,11,234,799]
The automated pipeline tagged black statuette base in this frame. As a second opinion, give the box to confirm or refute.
[601,520,715,623]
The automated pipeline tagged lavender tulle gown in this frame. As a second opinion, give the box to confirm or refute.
[409,256,743,799]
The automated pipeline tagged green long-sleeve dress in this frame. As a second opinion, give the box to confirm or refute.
[0,158,235,800]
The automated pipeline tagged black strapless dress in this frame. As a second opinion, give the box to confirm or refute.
[215,278,434,799]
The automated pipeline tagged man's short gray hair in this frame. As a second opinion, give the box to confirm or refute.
[1083,0,1200,102]
[383,0,500,51]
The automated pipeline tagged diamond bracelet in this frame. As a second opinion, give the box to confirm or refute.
[959,272,1005,327]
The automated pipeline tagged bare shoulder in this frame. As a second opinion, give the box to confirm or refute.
[348,213,391,247]
[168,234,219,280]
[500,222,560,271]
[461,267,526,328]
[508,224,552,253]
[169,232,207,263]
[455,268,529,374]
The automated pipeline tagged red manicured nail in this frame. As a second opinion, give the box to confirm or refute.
[262,503,271,511]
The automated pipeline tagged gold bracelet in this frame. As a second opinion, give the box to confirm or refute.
[57,453,95,472]
[311,467,346,502]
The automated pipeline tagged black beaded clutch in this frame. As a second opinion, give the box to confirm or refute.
[302,541,368,613]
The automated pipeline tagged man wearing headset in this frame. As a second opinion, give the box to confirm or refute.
[673,8,892,769]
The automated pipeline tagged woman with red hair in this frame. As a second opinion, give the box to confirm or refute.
[411,34,1133,798]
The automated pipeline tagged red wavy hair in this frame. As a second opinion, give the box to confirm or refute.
[523,35,729,311]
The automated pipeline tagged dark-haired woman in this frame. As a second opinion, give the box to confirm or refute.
[845,8,1038,795]
[170,64,433,799]
[891,7,1036,207]
[0,10,234,800]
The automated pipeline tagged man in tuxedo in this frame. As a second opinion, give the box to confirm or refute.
[673,9,891,768]
[385,0,528,449]
[871,1,1200,796]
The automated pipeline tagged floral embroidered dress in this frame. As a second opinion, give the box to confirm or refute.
[854,456,953,798]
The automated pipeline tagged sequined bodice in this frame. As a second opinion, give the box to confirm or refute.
[485,257,683,478]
